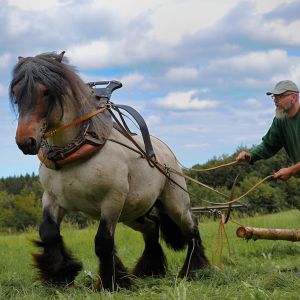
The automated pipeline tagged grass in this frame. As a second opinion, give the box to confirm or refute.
[1,210,300,299]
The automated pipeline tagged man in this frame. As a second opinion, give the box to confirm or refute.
[236,80,300,181]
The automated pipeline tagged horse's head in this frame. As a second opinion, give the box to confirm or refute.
[10,51,81,154]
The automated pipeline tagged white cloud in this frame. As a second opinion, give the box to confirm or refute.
[183,143,210,149]
[254,0,295,14]
[68,41,113,68]
[0,53,11,69]
[8,0,67,11]
[205,50,290,76]
[148,0,241,43]
[271,63,300,86]
[155,90,219,110]
[0,84,6,96]
[146,115,161,126]
[165,67,199,82]
[119,73,144,89]
[244,98,263,108]
[262,19,300,46]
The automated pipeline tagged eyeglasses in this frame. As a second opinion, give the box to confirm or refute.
[271,92,296,101]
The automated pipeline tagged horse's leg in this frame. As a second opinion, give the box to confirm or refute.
[32,195,82,285]
[125,211,167,277]
[177,215,209,278]
[159,183,209,278]
[94,196,133,291]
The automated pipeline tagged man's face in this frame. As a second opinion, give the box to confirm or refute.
[273,92,298,118]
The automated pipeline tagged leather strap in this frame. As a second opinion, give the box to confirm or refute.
[112,104,156,158]
[43,107,107,139]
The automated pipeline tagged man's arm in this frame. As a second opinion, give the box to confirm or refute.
[274,163,300,181]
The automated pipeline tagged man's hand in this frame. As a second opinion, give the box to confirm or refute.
[236,151,251,163]
[274,167,293,181]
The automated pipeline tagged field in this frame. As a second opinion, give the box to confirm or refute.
[1,210,300,299]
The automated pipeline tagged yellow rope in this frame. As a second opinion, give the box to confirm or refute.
[169,168,229,199]
[213,174,274,205]
[169,167,274,206]
[179,160,239,172]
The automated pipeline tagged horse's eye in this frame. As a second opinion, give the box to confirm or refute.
[12,95,18,105]
[43,90,50,97]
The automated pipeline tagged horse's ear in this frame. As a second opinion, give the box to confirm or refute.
[56,51,66,63]
[18,56,25,63]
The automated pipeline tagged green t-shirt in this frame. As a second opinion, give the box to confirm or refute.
[250,109,300,164]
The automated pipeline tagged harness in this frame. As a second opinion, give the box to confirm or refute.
[38,80,156,169]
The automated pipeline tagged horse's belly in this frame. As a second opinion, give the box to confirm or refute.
[40,166,112,218]
[119,176,165,221]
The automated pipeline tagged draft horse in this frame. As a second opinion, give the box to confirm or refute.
[10,52,209,291]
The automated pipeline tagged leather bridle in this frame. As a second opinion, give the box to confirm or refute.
[43,106,108,139]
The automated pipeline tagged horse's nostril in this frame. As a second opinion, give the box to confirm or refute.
[27,137,36,148]
[17,137,38,155]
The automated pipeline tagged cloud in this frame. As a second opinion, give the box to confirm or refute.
[183,143,210,149]
[0,84,7,96]
[0,53,11,69]
[119,73,144,89]
[165,67,199,83]
[204,50,290,77]
[155,90,219,111]
[264,0,300,22]
[146,115,161,126]
[7,0,67,11]
[244,98,264,108]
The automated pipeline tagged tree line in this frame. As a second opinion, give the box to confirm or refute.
[0,146,299,231]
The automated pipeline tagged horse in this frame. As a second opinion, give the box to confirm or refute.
[10,51,209,291]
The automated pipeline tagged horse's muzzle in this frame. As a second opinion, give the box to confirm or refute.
[16,137,39,155]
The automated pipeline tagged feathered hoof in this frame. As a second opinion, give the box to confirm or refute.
[178,257,209,279]
[95,273,134,292]
[32,240,83,285]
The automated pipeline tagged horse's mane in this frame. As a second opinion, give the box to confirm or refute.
[10,52,112,138]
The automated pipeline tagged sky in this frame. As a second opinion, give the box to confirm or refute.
[0,0,300,178]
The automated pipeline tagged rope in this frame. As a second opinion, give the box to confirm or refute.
[212,212,240,270]
[169,167,229,199]
[179,160,239,172]
[169,168,274,206]
[211,174,274,205]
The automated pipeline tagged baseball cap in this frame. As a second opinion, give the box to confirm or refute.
[266,80,299,95]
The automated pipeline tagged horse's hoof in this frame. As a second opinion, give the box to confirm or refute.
[95,274,133,292]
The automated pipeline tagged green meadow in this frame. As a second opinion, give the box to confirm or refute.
[1,210,300,299]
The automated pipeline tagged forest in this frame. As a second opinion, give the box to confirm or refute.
[0,145,299,231]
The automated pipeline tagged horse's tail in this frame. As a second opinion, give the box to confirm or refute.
[159,211,187,251]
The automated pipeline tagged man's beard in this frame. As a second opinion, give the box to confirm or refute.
[275,107,286,119]
[275,101,294,119]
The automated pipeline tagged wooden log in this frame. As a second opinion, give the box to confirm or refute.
[191,204,245,214]
[236,226,300,242]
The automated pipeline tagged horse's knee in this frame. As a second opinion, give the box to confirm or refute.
[39,209,61,244]
[94,218,114,259]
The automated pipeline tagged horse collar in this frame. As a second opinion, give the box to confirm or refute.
[38,120,106,170]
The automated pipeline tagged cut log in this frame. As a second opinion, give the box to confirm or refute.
[236,226,300,242]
